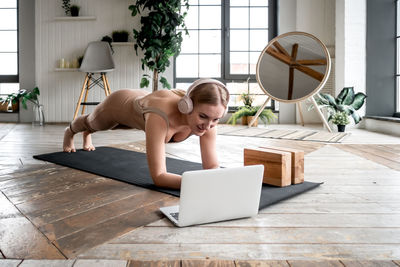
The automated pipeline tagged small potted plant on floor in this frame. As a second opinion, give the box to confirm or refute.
[227,105,277,126]
[315,86,367,125]
[238,92,253,125]
[227,91,277,126]
[331,111,350,132]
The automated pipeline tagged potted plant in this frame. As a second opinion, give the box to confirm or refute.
[70,4,80,17]
[227,106,277,126]
[1,89,27,112]
[331,111,350,132]
[314,86,367,125]
[112,30,129,42]
[238,92,254,125]
[129,0,189,91]
[0,88,44,125]
[101,35,114,54]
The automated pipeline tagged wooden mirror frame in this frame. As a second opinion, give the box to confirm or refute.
[256,31,331,103]
[249,31,333,131]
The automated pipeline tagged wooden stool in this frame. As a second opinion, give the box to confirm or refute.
[73,72,111,120]
[73,41,115,120]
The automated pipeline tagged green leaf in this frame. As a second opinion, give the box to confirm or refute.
[129,5,138,16]
[160,76,171,89]
[337,87,355,105]
[320,93,337,108]
[315,94,329,105]
[140,77,150,88]
[33,87,40,95]
[351,111,362,124]
[21,98,27,109]
[351,92,367,110]
[130,0,188,91]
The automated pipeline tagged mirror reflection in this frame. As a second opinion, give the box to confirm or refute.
[256,32,330,102]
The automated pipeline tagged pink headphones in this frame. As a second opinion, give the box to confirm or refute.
[178,78,230,115]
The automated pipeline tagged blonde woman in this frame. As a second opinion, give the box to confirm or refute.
[63,78,230,189]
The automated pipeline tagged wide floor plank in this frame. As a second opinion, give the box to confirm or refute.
[0,192,65,259]
[53,195,177,257]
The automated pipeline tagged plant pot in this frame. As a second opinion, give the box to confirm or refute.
[247,116,258,127]
[0,101,9,112]
[337,124,346,132]
[112,32,129,42]
[11,101,19,112]
[241,116,248,125]
[70,7,80,17]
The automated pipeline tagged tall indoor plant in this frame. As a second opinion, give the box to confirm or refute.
[129,0,189,91]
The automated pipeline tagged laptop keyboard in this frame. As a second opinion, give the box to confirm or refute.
[170,212,179,220]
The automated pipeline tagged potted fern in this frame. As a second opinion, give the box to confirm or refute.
[331,111,350,132]
[228,92,277,127]
[239,92,253,125]
[228,106,277,126]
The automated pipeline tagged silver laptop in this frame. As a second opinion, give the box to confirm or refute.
[160,165,264,227]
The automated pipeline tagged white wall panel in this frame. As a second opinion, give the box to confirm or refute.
[35,0,168,122]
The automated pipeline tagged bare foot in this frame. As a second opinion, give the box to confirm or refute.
[83,131,96,151]
[63,127,76,152]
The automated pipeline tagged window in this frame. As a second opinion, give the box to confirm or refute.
[175,0,277,109]
[397,0,400,114]
[0,0,19,97]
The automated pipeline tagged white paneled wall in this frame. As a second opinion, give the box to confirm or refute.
[35,0,165,122]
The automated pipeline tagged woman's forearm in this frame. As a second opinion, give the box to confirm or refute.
[152,172,182,189]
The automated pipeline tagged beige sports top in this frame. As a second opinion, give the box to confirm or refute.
[132,89,184,143]
[133,96,170,133]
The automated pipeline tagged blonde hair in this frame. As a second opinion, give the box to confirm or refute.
[189,83,229,109]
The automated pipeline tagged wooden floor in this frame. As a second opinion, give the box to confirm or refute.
[1,123,400,264]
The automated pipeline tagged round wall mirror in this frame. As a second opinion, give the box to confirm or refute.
[256,31,331,103]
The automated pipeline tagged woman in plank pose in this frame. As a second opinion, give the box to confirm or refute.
[63,78,230,189]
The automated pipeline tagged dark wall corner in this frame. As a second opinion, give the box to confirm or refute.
[366,0,396,116]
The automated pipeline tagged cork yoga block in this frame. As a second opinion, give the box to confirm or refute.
[259,146,305,184]
[244,148,292,187]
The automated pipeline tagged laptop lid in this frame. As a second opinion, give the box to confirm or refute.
[177,164,264,227]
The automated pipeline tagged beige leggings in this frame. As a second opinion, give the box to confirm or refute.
[69,89,149,134]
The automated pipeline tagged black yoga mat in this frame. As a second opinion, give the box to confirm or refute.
[34,146,321,210]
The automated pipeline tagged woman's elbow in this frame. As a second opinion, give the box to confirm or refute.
[151,172,181,189]
[151,174,164,187]
[203,163,220,169]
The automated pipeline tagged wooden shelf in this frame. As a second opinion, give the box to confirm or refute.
[55,68,80,72]
[54,16,96,21]
[112,42,135,46]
